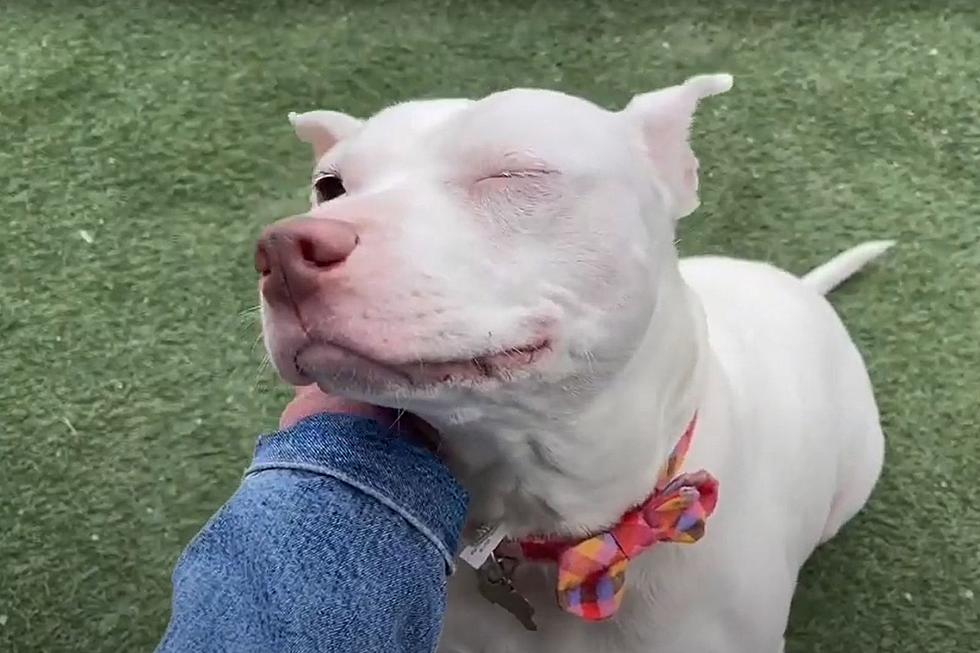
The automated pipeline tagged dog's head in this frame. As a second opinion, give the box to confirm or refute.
[258,75,731,422]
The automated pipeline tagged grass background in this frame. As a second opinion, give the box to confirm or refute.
[1,0,978,650]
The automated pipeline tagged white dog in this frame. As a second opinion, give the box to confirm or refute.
[259,74,889,652]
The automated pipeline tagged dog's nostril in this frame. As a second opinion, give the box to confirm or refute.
[254,244,272,276]
[297,234,351,269]
[298,237,318,265]
[257,217,358,274]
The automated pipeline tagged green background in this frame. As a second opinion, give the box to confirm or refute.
[2,1,977,650]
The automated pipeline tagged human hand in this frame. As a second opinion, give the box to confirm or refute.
[280,385,441,452]
[279,385,399,430]
[279,385,441,454]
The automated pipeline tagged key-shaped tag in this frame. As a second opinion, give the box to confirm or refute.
[476,555,537,631]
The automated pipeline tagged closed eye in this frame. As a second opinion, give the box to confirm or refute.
[478,168,559,182]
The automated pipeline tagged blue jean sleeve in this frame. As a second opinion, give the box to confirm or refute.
[156,413,469,653]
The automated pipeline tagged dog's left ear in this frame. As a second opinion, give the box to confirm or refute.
[288,110,363,161]
[623,73,732,220]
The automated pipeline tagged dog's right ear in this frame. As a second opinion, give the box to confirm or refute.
[288,110,363,161]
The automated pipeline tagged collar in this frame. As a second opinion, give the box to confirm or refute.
[516,414,718,622]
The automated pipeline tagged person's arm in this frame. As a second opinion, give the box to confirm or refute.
[156,409,468,653]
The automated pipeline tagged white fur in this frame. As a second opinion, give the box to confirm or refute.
[802,240,895,294]
[266,74,889,652]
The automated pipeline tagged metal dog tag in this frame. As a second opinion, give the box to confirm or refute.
[476,555,538,631]
[459,522,508,569]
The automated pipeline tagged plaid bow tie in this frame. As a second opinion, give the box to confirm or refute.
[519,416,718,621]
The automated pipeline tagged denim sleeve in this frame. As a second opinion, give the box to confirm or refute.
[156,413,469,653]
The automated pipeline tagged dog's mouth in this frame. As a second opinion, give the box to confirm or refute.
[294,338,552,389]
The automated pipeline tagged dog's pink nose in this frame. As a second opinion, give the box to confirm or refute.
[256,217,359,306]
[255,217,359,276]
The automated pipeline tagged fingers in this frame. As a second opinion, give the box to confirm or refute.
[279,384,399,430]
[278,386,442,456]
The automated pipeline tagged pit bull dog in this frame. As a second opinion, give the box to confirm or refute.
[257,74,890,652]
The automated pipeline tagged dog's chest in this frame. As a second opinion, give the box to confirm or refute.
[439,550,705,653]
[440,571,627,653]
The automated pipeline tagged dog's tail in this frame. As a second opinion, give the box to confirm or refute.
[802,240,895,295]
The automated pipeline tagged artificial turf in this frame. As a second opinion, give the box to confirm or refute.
[1,0,978,651]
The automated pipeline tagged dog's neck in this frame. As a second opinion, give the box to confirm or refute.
[435,261,710,537]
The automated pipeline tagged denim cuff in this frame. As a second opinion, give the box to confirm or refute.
[245,413,468,572]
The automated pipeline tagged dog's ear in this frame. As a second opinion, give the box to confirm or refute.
[288,110,363,161]
[623,73,732,220]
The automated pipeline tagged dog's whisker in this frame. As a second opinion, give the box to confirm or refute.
[250,352,272,392]
[238,308,263,337]
[583,349,597,376]
[387,408,408,435]
[239,306,262,323]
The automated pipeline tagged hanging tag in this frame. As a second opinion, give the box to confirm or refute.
[476,555,537,631]
[459,522,509,569]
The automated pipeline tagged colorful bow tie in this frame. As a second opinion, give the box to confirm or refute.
[519,416,718,622]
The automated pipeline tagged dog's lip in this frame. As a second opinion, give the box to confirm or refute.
[294,338,552,387]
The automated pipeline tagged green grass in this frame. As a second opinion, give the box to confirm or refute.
[1,0,978,650]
